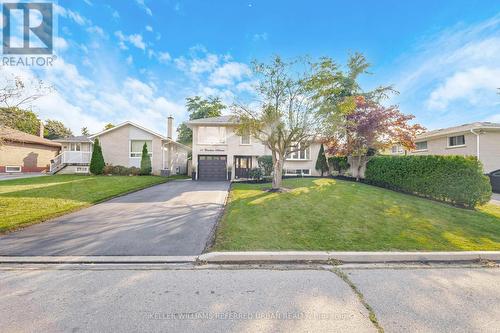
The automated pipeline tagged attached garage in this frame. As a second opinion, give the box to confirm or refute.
[198,155,227,180]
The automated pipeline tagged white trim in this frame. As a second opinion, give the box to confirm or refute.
[240,133,251,145]
[286,143,311,161]
[129,139,153,158]
[285,168,311,176]
[5,165,21,173]
[447,135,466,148]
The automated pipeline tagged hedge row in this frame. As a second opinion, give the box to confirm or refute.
[365,155,491,208]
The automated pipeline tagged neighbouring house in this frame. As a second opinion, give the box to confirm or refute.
[0,124,61,173]
[50,136,94,174]
[187,115,323,180]
[388,122,500,174]
[50,117,190,176]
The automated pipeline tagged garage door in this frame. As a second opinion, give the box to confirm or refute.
[198,155,227,181]
[489,170,500,193]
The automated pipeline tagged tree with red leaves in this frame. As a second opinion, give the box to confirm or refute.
[324,96,425,179]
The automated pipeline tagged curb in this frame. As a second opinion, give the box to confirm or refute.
[198,251,500,264]
[1,252,499,265]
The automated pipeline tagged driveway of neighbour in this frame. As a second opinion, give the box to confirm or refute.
[0,180,229,256]
[0,173,46,181]
[491,193,500,205]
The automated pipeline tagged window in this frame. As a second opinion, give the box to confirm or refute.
[287,143,310,160]
[69,143,81,151]
[130,140,152,158]
[415,141,428,151]
[391,145,403,154]
[240,133,251,145]
[198,126,226,144]
[199,155,226,160]
[448,135,465,147]
[5,166,21,173]
[285,169,310,175]
[75,166,89,173]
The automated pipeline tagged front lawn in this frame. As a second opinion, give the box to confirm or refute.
[213,178,500,251]
[0,175,174,233]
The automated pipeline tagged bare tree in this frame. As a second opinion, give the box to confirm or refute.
[233,56,318,190]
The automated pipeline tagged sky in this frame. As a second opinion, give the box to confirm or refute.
[1,0,499,138]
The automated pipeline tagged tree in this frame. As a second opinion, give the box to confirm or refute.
[233,56,318,190]
[325,97,424,180]
[44,119,72,139]
[140,142,152,175]
[0,107,40,135]
[176,96,226,145]
[81,127,90,136]
[104,123,115,131]
[89,138,105,175]
[315,143,329,176]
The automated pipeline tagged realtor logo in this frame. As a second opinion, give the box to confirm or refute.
[2,2,53,55]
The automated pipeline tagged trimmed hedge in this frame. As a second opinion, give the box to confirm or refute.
[365,155,491,208]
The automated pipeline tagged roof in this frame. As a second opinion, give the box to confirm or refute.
[53,135,93,143]
[0,126,62,148]
[417,122,500,140]
[89,121,191,151]
[187,115,238,127]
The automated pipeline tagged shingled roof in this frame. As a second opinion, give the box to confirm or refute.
[0,126,62,148]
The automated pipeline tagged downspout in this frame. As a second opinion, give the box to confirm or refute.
[162,142,165,170]
[470,128,480,161]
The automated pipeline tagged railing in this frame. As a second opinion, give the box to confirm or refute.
[50,151,91,173]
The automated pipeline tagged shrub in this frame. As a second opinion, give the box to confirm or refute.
[315,144,329,176]
[129,167,141,176]
[249,168,263,180]
[329,156,350,174]
[140,142,152,175]
[365,155,492,208]
[103,164,114,175]
[257,155,273,176]
[89,138,105,175]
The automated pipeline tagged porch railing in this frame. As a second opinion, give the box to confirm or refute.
[50,151,92,172]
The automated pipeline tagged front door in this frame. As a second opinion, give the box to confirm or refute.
[234,156,252,179]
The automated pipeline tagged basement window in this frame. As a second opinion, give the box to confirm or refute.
[5,166,21,173]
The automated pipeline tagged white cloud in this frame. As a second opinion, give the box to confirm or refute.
[252,32,268,42]
[209,62,251,85]
[135,0,153,16]
[126,55,133,65]
[145,25,153,32]
[427,67,500,110]
[54,37,69,51]
[86,26,106,38]
[157,51,171,63]
[54,4,91,26]
[115,31,146,51]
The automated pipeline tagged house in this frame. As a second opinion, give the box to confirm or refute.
[0,124,61,173]
[389,122,500,174]
[50,117,191,176]
[187,115,324,180]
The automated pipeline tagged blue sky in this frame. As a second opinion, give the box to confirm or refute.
[4,0,500,137]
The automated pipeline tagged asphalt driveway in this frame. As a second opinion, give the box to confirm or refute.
[0,180,229,256]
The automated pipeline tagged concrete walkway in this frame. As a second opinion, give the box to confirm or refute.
[0,173,46,181]
[0,180,229,256]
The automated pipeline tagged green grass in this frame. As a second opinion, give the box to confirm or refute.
[0,174,176,233]
[213,178,500,251]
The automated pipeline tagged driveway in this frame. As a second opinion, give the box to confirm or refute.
[0,173,46,181]
[491,193,500,205]
[0,180,229,256]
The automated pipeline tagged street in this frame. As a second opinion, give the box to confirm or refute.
[0,264,499,332]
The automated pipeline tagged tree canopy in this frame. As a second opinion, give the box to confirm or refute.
[0,107,40,135]
[44,119,73,139]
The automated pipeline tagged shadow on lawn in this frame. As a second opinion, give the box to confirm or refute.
[223,178,500,251]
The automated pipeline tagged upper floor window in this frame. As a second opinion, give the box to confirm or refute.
[70,143,81,151]
[415,141,428,151]
[240,132,251,145]
[198,126,226,144]
[130,140,152,158]
[287,143,310,160]
[448,135,465,147]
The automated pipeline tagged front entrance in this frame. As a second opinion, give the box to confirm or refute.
[198,155,227,181]
[234,156,252,179]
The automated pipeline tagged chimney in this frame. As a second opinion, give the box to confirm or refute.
[167,116,173,139]
[39,121,44,138]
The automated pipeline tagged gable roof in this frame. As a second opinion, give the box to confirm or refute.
[89,121,191,150]
[417,122,500,140]
[0,126,62,148]
[187,115,238,127]
[53,135,93,143]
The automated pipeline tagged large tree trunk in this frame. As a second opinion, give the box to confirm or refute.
[272,153,283,190]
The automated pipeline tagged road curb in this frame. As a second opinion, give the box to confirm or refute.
[198,251,500,264]
[1,252,499,264]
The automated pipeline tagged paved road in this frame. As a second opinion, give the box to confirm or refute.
[0,180,229,256]
[0,265,498,333]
